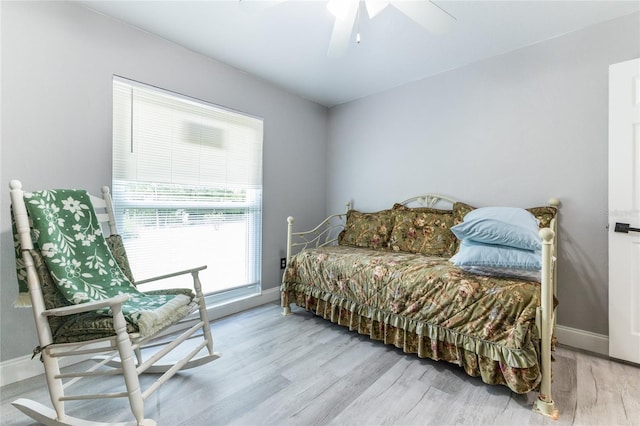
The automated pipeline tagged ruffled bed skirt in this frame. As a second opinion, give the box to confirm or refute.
[282,287,542,394]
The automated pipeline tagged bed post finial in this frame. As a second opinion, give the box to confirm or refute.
[286,216,294,263]
[548,198,560,207]
[539,228,554,242]
[345,201,351,213]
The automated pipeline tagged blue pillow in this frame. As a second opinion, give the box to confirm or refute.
[450,206,541,250]
[450,240,541,270]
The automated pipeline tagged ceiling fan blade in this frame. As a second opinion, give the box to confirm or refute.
[390,1,455,34]
[327,0,359,58]
[365,0,389,19]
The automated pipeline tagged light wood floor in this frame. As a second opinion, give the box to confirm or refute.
[1,302,639,425]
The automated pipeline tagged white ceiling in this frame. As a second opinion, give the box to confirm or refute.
[79,0,640,107]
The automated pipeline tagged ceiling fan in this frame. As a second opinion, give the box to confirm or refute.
[326,0,456,57]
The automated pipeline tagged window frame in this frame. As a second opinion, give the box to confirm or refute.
[111,76,263,303]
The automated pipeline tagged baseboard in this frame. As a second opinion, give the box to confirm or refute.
[555,324,609,356]
[0,353,46,388]
[207,286,280,321]
[0,287,281,388]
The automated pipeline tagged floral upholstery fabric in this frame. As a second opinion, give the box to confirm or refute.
[25,190,141,304]
[338,209,395,250]
[105,235,135,284]
[389,209,456,257]
[452,202,476,226]
[390,203,449,215]
[527,206,558,229]
[335,204,556,256]
[14,189,198,341]
[23,189,194,337]
[282,245,544,393]
[101,235,194,297]
[452,202,557,230]
[30,244,194,343]
[30,248,138,343]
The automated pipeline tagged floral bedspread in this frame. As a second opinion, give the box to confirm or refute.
[282,245,544,393]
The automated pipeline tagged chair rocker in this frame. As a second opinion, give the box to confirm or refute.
[9,180,220,426]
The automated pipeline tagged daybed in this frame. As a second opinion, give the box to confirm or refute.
[281,195,559,418]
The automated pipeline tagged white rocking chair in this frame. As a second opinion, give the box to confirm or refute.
[9,180,220,426]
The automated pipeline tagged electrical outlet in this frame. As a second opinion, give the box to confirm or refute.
[280,258,287,269]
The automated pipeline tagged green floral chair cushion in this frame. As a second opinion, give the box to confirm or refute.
[105,234,135,284]
[30,248,138,343]
[338,209,395,250]
[389,208,457,257]
[31,234,193,343]
[104,234,194,298]
[23,189,194,338]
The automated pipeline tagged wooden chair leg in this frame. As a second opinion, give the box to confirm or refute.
[42,350,66,422]
[192,271,214,355]
[112,305,155,426]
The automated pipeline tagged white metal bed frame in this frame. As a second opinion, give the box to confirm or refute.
[282,194,560,419]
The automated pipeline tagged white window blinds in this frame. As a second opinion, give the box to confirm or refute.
[112,77,263,296]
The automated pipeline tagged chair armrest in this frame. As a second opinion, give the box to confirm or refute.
[134,265,207,285]
[42,294,131,317]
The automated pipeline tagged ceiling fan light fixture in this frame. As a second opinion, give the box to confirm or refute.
[327,0,455,57]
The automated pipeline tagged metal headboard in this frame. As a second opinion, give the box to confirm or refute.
[398,194,457,209]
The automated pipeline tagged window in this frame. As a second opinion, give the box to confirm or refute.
[112,77,263,303]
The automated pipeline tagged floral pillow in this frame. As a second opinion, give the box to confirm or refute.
[453,202,476,226]
[453,202,557,229]
[338,209,394,250]
[391,203,449,214]
[527,206,558,229]
[389,209,456,257]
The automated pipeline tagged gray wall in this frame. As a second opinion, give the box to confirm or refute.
[0,1,328,361]
[2,1,638,363]
[327,12,640,336]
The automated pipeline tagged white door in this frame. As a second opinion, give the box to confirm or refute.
[609,58,640,364]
